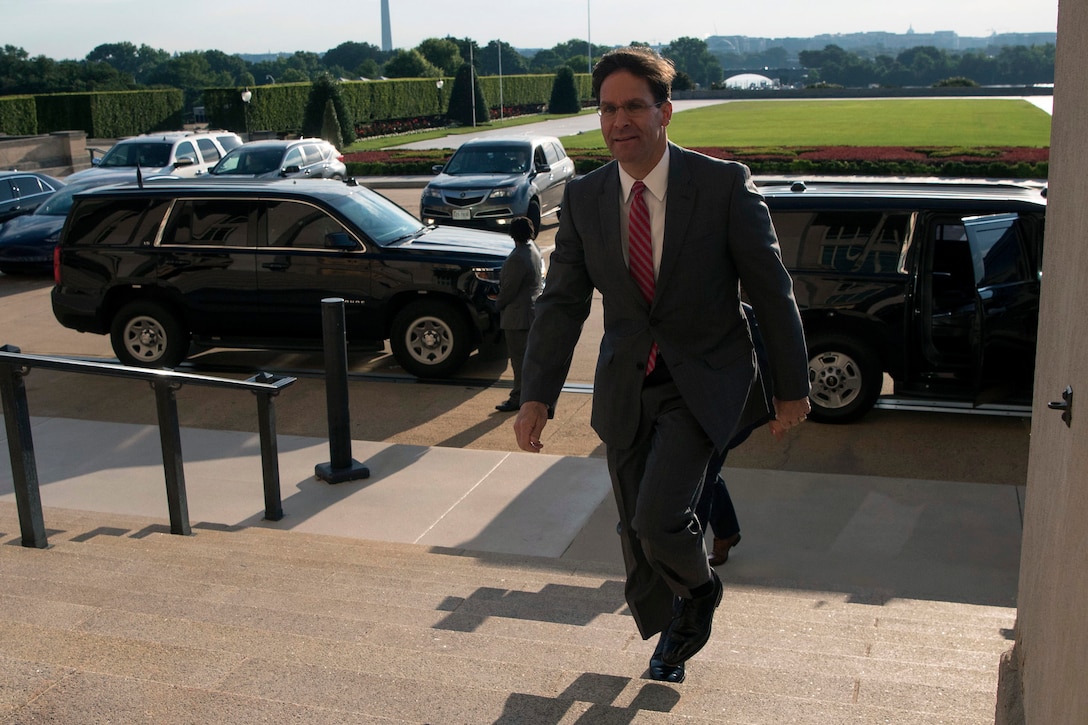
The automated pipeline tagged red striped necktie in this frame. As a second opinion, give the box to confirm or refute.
[628,180,658,375]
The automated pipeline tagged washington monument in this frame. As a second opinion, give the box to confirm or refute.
[381,0,392,51]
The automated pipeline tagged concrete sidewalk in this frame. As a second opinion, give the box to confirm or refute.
[0,414,1023,609]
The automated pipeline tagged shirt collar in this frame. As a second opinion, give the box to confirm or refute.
[619,149,670,203]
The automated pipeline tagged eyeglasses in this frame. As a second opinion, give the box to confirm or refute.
[596,100,665,118]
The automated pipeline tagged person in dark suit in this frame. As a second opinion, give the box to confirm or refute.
[493,216,543,412]
[513,46,810,683]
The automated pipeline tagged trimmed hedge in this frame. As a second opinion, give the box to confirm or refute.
[0,95,38,135]
[33,89,183,137]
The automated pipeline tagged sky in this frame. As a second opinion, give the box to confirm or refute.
[3,0,1060,61]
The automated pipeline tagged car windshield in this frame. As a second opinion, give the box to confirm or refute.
[99,142,172,169]
[444,146,530,175]
[213,148,284,175]
[328,185,425,246]
[36,185,80,216]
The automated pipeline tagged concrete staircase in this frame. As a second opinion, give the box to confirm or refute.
[0,502,1012,724]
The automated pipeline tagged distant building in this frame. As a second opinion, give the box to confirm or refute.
[724,73,777,90]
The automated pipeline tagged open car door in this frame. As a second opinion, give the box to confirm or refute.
[963,212,1041,402]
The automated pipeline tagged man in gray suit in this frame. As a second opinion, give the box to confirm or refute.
[514,46,811,682]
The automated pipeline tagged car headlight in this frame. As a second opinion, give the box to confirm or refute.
[422,187,443,200]
[488,186,517,200]
[473,267,502,283]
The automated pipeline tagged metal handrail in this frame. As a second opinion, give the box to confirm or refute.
[0,345,296,548]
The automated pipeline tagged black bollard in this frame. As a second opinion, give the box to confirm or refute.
[314,298,370,484]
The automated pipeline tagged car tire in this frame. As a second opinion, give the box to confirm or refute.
[110,300,190,368]
[390,299,472,378]
[527,200,541,237]
[805,333,882,424]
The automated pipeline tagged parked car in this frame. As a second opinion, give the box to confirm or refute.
[51,179,513,377]
[420,136,575,234]
[0,171,65,224]
[67,131,243,183]
[0,172,133,275]
[756,177,1047,423]
[208,138,347,180]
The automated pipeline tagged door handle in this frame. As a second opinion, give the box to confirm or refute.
[1047,385,1073,427]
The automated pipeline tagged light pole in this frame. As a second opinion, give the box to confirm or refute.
[587,0,592,75]
[436,79,444,117]
[241,88,252,139]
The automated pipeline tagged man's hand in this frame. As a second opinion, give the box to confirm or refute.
[771,396,811,440]
[514,401,550,452]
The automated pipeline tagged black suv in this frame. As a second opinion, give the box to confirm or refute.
[51,179,513,377]
[758,178,1047,423]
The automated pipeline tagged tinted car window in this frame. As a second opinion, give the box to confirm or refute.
[967,219,1030,287]
[175,140,198,163]
[0,182,13,202]
[265,200,352,249]
[328,187,423,246]
[196,138,222,164]
[12,175,49,196]
[774,211,909,274]
[446,146,529,174]
[543,142,562,165]
[163,199,252,246]
[65,198,155,247]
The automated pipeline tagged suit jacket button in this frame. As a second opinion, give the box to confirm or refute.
[636,361,646,371]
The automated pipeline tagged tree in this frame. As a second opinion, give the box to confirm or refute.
[382,49,440,78]
[416,38,462,76]
[661,37,722,88]
[446,62,489,126]
[478,40,528,76]
[529,49,563,73]
[547,66,580,114]
[322,41,387,75]
[302,73,355,147]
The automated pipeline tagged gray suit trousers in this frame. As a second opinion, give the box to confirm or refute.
[607,379,717,640]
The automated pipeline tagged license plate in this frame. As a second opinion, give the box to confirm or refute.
[452,209,471,220]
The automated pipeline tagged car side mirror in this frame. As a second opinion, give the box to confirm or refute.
[325,232,357,250]
[432,164,444,174]
[535,163,552,174]
[173,156,195,168]
[281,165,301,176]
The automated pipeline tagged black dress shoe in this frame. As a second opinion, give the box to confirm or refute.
[648,630,685,683]
[494,400,520,412]
[660,571,723,666]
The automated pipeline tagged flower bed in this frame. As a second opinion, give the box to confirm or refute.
[344,146,1049,179]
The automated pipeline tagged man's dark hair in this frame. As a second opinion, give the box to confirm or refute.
[591,46,676,103]
[510,216,535,243]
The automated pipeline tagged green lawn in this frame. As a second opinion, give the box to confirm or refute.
[560,99,1052,150]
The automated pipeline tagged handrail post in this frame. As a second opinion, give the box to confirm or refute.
[315,298,370,484]
[0,348,48,548]
[251,372,284,521]
[151,379,191,536]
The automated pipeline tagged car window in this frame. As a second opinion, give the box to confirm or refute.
[446,147,530,174]
[11,176,50,196]
[773,211,910,274]
[0,181,14,202]
[196,138,222,164]
[65,197,155,247]
[162,199,253,246]
[534,146,547,168]
[100,142,172,168]
[264,200,352,249]
[963,214,1031,287]
[301,144,323,165]
[284,147,305,168]
[174,140,198,164]
[328,186,424,246]
[543,142,562,165]
[216,135,243,152]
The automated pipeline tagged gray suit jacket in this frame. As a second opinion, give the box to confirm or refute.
[495,241,542,330]
[521,143,809,450]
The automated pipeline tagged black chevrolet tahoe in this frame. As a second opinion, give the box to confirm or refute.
[51,178,513,378]
[758,178,1047,422]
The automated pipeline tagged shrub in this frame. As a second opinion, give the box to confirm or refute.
[548,67,581,114]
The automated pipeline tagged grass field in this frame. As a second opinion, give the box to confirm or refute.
[560,99,1052,150]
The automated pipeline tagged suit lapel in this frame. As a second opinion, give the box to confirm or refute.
[657,144,694,297]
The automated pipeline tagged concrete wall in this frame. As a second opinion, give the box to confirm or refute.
[0,131,90,177]
[996,1,1088,722]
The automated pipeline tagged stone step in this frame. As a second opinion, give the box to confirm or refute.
[0,503,1007,722]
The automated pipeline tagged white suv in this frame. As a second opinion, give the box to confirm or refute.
[67,131,243,183]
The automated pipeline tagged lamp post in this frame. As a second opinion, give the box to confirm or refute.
[241,88,252,139]
[436,79,444,117]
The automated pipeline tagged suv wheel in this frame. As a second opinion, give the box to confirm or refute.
[390,299,471,378]
[527,200,541,236]
[806,333,882,424]
[110,300,190,368]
